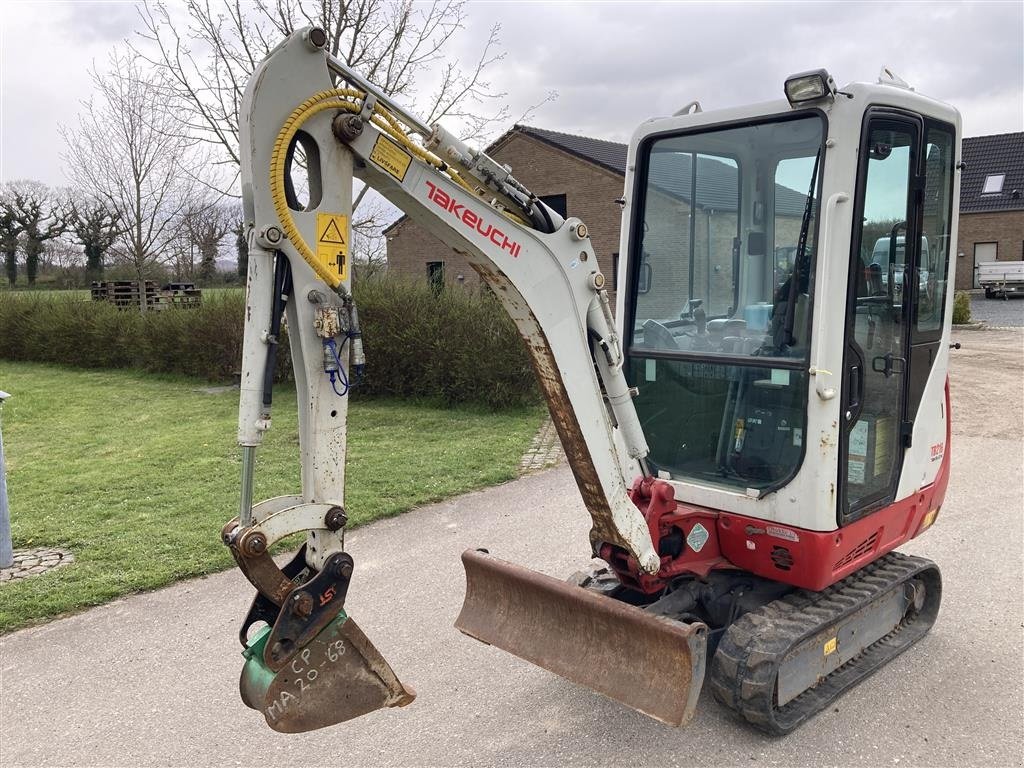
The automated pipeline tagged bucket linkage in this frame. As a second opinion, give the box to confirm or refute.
[222,529,415,733]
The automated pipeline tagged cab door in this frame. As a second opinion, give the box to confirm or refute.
[839,111,922,523]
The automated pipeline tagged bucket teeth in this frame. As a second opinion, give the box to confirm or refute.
[455,548,708,726]
[240,612,415,733]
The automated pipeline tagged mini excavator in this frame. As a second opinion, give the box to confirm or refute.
[221,28,960,734]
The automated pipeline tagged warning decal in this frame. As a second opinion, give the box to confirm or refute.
[369,135,413,182]
[315,212,348,281]
[686,523,710,553]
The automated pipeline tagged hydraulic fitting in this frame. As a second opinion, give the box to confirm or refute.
[304,27,328,50]
[332,114,364,143]
[256,225,283,249]
[322,340,340,375]
[239,530,268,558]
[325,506,348,531]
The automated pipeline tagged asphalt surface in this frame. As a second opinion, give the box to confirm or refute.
[2,329,1022,768]
[970,292,1024,327]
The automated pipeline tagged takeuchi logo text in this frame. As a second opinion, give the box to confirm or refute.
[425,181,522,257]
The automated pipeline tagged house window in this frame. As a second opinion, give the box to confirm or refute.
[539,194,568,218]
[982,174,1005,194]
[427,261,444,294]
[612,252,619,290]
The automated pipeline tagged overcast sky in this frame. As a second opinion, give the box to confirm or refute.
[1,0,1022,189]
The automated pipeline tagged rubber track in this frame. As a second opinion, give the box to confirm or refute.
[708,551,941,735]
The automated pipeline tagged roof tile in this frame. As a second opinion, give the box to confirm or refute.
[959,132,1024,214]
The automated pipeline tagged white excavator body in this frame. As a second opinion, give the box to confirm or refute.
[223,30,959,734]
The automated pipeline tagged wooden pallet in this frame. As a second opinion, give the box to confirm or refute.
[90,281,202,310]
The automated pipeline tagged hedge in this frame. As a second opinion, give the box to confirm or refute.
[951,291,971,325]
[0,280,539,408]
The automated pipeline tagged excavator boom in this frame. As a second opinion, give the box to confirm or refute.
[228,27,691,731]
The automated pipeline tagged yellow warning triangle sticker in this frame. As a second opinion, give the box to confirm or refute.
[319,218,346,244]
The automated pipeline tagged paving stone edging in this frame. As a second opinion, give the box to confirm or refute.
[0,547,74,582]
[518,418,565,475]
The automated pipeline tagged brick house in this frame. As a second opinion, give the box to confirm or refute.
[954,132,1024,289]
[384,126,628,292]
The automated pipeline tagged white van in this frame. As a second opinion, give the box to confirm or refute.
[870,235,930,294]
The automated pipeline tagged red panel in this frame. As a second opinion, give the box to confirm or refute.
[717,378,952,590]
[604,477,728,594]
[608,380,952,593]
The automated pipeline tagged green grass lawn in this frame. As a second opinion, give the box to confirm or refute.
[0,362,543,632]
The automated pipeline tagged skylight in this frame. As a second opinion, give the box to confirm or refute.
[982,174,1005,194]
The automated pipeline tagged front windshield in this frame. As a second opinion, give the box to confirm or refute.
[625,113,825,493]
[630,114,825,360]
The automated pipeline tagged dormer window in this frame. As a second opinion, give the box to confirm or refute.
[982,173,1005,194]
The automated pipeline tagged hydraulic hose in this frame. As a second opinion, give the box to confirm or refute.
[261,254,292,410]
[269,88,533,289]
[269,89,361,289]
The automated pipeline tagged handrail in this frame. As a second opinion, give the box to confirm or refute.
[810,191,850,401]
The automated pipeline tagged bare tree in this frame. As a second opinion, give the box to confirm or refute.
[69,197,123,281]
[6,181,68,286]
[349,195,391,275]
[132,0,524,195]
[43,237,83,271]
[61,51,202,282]
[41,236,90,288]
[0,190,21,287]
[234,217,249,279]
[163,223,198,282]
[182,199,234,282]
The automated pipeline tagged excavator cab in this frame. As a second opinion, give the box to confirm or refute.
[625,112,824,490]
[230,33,958,734]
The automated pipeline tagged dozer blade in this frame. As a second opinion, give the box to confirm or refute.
[455,549,708,726]
[239,611,415,733]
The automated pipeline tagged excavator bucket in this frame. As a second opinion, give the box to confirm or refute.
[239,611,415,733]
[455,549,708,726]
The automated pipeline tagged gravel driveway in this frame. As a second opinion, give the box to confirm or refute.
[969,291,1024,327]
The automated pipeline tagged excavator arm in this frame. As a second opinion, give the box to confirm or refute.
[225,28,705,732]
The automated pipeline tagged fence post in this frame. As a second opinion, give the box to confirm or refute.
[0,391,11,569]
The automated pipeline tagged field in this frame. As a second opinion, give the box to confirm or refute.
[0,362,543,631]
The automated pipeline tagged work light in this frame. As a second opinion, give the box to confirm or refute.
[784,69,837,105]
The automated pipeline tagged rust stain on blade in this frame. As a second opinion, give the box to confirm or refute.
[456,549,707,727]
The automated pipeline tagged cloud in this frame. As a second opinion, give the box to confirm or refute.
[60,1,140,44]
[2,0,1021,188]
[450,1,1023,143]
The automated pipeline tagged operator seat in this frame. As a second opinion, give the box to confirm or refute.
[641,319,681,351]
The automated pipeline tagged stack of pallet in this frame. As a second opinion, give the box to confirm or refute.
[90,281,203,310]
